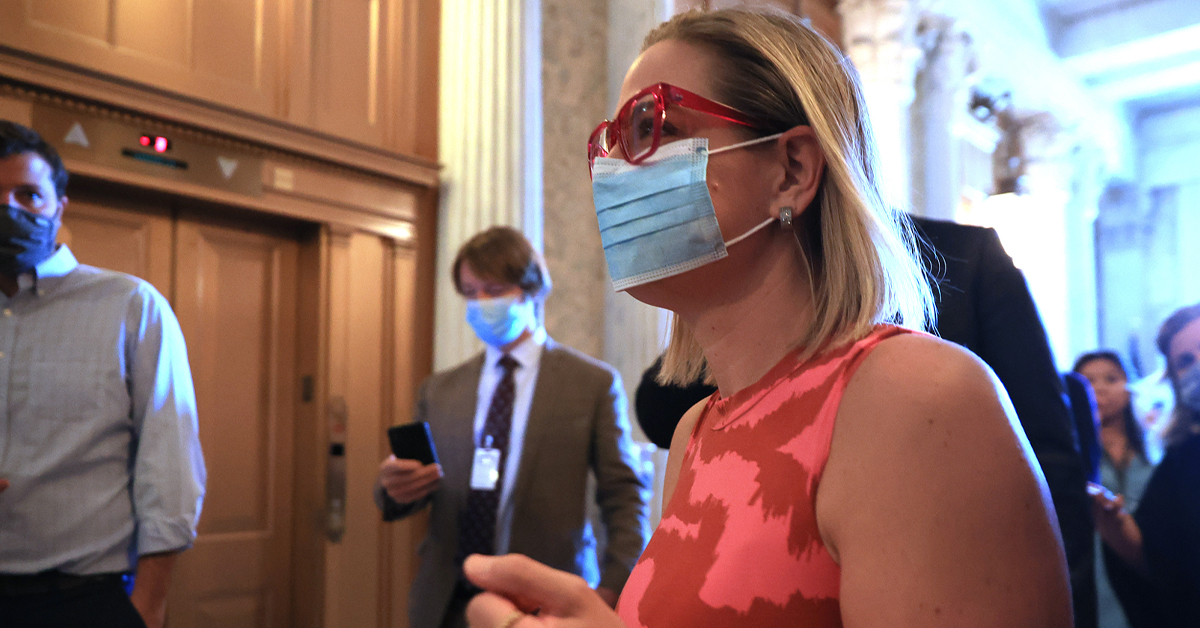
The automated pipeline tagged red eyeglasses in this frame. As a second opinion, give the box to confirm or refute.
[587,83,760,173]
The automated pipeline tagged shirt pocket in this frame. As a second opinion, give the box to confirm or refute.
[19,361,127,448]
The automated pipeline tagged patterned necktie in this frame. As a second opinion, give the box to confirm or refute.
[457,354,519,565]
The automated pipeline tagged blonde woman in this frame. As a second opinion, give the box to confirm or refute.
[464,9,1071,628]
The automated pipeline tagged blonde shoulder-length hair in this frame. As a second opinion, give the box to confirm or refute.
[647,8,934,384]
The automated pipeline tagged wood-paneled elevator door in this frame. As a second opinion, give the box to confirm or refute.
[59,190,306,628]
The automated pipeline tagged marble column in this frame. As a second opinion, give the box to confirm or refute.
[909,14,973,219]
[540,0,609,360]
[838,0,927,207]
[434,0,543,370]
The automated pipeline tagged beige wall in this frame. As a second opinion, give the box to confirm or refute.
[541,0,610,359]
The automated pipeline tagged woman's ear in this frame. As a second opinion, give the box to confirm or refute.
[773,125,825,218]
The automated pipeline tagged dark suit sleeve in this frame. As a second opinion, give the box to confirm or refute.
[1063,372,1102,484]
[971,228,1096,628]
[591,370,652,593]
[376,379,436,521]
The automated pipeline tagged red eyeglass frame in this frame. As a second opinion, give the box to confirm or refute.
[587,82,760,173]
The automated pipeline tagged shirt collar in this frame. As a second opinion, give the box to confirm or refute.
[484,326,547,371]
[17,245,78,296]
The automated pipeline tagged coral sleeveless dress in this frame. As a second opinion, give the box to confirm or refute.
[616,325,908,628]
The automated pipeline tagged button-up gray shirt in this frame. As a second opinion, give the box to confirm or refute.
[0,245,205,575]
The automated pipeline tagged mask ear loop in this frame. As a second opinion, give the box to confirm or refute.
[724,216,775,248]
[712,134,789,249]
[725,206,797,248]
[707,132,784,156]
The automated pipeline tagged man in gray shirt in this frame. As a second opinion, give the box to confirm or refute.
[0,121,206,628]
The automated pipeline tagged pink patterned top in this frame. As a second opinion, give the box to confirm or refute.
[616,325,909,628]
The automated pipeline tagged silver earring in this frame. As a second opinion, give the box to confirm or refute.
[779,207,793,228]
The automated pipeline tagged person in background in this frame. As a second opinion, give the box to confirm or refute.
[464,9,1072,628]
[1091,304,1200,628]
[0,120,206,628]
[1074,351,1161,628]
[374,226,650,628]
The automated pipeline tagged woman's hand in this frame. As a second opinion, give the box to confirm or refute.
[378,455,443,503]
[464,554,627,628]
[1087,482,1147,573]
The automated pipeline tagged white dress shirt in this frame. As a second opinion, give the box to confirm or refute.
[472,326,545,553]
[0,246,206,575]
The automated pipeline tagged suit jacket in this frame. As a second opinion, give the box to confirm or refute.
[912,217,1096,628]
[380,339,651,628]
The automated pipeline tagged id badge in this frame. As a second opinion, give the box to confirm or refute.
[470,448,501,490]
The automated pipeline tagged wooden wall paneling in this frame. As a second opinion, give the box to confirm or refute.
[323,230,394,628]
[413,0,440,160]
[0,66,439,187]
[169,214,300,628]
[0,0,283,117]
[384,0,412,154]
[387,241,425,628]
[322,230,353,628]
[283,0,316,125]
[386,0,439,160]
[291,226,330,628]
[0,94,32,125]
[17,0,111,46]
[345,232,390,628]
[376,238,399,627]
[58,192,174,299]
[312,0,388,146]
[56,156,418,242]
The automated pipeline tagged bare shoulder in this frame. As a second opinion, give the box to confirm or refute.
[851,333,999,407]
[816,331,1071,627]
[827,332,1030,502]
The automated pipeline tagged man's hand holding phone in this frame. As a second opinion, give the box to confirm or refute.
[379,456,443,504]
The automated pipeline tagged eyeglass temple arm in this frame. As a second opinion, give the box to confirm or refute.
[667,89,758,127]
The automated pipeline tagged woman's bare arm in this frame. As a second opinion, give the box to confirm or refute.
[817,334,1072,628]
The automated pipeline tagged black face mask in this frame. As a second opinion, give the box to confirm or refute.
[0,204,59,276]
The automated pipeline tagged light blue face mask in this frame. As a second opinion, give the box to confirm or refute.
[590,134,782,291]
[466,295,536,347]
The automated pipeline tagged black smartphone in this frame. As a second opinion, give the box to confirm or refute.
[387,422,439,465]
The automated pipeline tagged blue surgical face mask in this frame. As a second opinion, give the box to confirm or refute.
[0,204,59,276]
[1177,363,1200,412]
[466,295,536,347]
[590,134,782,291]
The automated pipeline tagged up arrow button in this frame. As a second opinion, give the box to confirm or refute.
[64,122,89,148]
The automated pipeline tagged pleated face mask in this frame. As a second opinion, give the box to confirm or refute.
[590,135,779,291]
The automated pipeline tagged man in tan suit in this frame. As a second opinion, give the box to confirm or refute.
[375,226,650,628]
